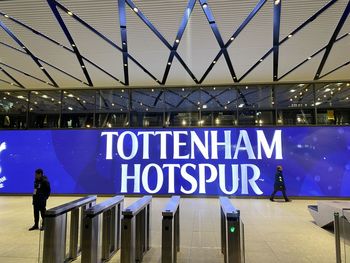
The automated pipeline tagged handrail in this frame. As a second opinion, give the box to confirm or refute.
[162,196,180,217]
[46,195,97,217]
[122,195,152,216]
[85,195,124,217]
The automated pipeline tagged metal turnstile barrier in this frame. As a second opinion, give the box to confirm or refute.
[42,195,97,263]
[161,196,180,263]
[219,197,245,263]
[121,196,152,263]
[81,195,124,263]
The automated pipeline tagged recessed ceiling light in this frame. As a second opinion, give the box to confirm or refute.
[259,59,263,62]
[124,64,127,67]
[151,89,154,92]
[168,62,171,65]
[182,88,185,91]
[288,34,292,38]
[307,57,312,60]
[81,65,85,68]
[230,37,234,41]
[122,41,126,45]
[213,61,216,64]
[175,39,180,43]
[224,106,227,109]
[72,43,75,47]
[133,7,138,13]
[67,11,73,16]
[4,14,9,18]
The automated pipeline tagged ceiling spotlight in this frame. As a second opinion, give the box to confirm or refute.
[274,0,280,5]
[202,3,208,8]
[4,14,9,18]
[151,89,154,92]
[307,57,312,60]
[81,65,85,68]
[213,61,216,64]
[133,7,138,13]
[10,83,14,86]
[230,37,234,41]
[72,43,76,47]
[175,39,180,43]
[40,66,44,69]
[182,88,185,91]
[259,59,263,62]
[168,62,171,65]
[347,83,349,86]
[22,46,26,49]
[224,106,227,109]
[288,34,293,38]
[67,11,73,16]
[122,41,126,45]
[124,64,127,67]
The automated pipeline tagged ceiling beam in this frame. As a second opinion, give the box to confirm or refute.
[273,0,281,81]
[118,0,129,85]
[0,67,25,88]
[314,0,350,80]
[47,0,93,86]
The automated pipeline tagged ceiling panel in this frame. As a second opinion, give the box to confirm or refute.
[278,0,348,80]
[3,66,52,89]
[126,5,170,83]
[132,0,189,44]
[0,0,71,47]
[282,51,325,82]
[227,1,273,80]
[58,0,122,45]
[322,35,350,76]
[176,2,220,79]
[202,54,232,85]
[243,53,273,83]
[166,57,196,86]
[322,63,350,81]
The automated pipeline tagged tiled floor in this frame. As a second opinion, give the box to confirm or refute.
[0,196,342,262]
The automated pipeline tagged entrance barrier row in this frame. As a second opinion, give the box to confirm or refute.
[81,195,124,263]
[219,197,245,263]
[43,195,97,263]
[161,196,180,263]
[121,195,152,263]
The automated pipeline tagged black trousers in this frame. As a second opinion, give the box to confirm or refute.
[33,202,46,227]
[270,188,289,201]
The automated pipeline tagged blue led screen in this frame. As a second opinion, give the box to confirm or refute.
[0,127,349,197]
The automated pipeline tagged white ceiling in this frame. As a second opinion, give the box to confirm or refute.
[0,0,350,90]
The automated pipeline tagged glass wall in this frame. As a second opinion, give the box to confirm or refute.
[1,81,349,129]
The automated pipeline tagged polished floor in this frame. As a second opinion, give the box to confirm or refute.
[0,196,341,263]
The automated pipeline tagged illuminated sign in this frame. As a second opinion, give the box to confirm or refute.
[0,127,349,197]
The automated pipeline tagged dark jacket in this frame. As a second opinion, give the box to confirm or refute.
[274,170,285,190]
[32,176,51,206]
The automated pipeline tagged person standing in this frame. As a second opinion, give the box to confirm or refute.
[29,168,51,231]
[270,165,290,202]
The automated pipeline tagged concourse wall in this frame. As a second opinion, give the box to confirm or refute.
[0,127,349,197]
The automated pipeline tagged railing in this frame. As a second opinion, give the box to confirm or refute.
[219,197,245,263]
[121,196,152,263]
[161,196,180,263]
[42,195,97,263]
[334,208,350,263]
[81,195,124,263]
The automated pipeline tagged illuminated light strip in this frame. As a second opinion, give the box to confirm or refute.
[199,0,267,83]
[161,0,197,85]
[0,12,123,85]
[273,0,281,81]
[0,41,89,86]
[278,33,349,80]
[314,0,350,80]
[0,19,58,87]
[0,62,54,87]
[199,0,238,83]
[118,0,129,85]
[125,0,199,84]
[0,66,26,88]
[238,0,338,82]
[52,0,158,85]
[47,0,93,86]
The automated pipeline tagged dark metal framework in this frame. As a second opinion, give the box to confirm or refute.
[0,0,349,89]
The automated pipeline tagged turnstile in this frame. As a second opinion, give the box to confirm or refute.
[219,197,245,263]
[121,196,152,263]
[42,195,97,263]
[161,196,180,263]
[81,195,124,263]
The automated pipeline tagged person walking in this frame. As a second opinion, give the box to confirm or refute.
[270,165,290,202]
[29,168,51,231]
